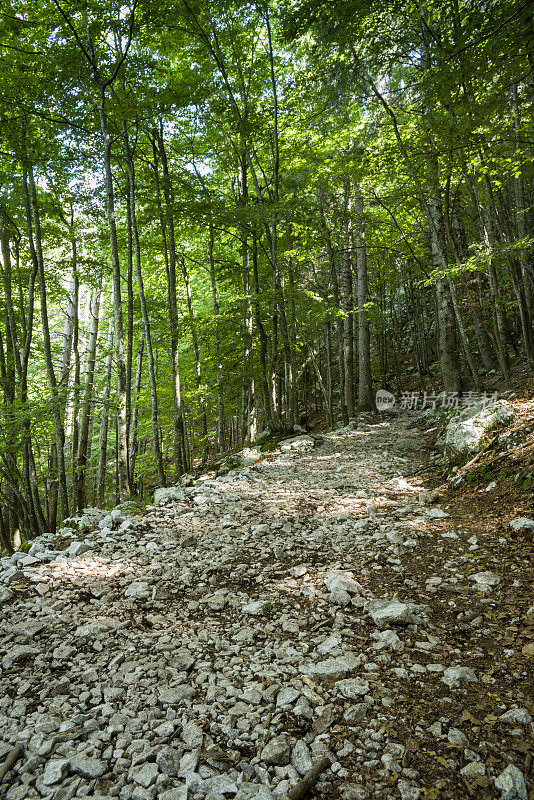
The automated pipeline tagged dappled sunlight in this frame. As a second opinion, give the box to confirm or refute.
[29,554,137,585]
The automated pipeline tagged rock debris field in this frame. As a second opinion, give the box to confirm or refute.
[1,414,533,800]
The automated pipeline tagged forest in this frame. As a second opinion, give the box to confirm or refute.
[0,0,533,549]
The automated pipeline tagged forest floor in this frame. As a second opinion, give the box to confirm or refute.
[0,408,533,800]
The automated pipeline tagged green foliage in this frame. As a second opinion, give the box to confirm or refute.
[0,0,531,541]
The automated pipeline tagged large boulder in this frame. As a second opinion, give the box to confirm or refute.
[279,435,315,452]
[444,401,515,462]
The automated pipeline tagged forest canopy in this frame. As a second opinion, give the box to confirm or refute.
[0,0,533,548]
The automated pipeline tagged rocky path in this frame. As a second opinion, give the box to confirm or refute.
[0,415,532,800]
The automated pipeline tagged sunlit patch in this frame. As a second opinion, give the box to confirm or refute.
[31,555,135,583]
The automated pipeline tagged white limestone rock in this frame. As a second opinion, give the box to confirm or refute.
[279,435,315,452]
[469,571,501,591]
[302,653,361,680]
[69,755,106,779]
[444,401,516,462]
[441,666,478,688]
[154,485,186,505]
[336,678,370,698]
[509,517,534,533]
[234,785,275,800]
[499,707,532,725]
[324,570,363,596]
[291,740,313,775]
[2,645,40,669]
[494,764,528,799]
[368,599,418,627]
[261,735,291,765]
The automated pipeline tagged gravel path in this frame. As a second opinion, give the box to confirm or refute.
[1,414,532,800]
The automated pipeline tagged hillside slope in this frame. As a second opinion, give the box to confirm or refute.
[0,411,532,799]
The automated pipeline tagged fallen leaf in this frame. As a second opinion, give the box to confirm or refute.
[460,710,481,724]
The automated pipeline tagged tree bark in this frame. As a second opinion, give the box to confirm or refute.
[97,316,114,508]
[180,254,208,462]
[354,185,375,409]
[75,284,101,511]
[129,340,144,489]
[343,181,355,416]
[98,105,131,500]
[154,126,188,477]
[209,222,225,452]
[123,128,166,486]
[426,157,462,393]
[26,166,70,521]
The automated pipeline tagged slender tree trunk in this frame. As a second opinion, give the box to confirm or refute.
[26,166,70,520]
[321,209,348,423]
[70,272,81,509]
[452,205,498,372]
[59,267,77,411]
[475,175,511,380]
[325,322,335,426]
[343,181,355,416]
[426,157,462,393]
[354,185,375,410]
[75,284,101,511]
[252,232,279,430]
[266,4,295,429]
[125,183,134,467]
[155,126,187,477]
[97,317,114,507]
[129,341,144,488]
[239,146,256,444]
[48,443,58,532]
[180,255,208,462]
[124,128,166,486]
[442,179,484,390]
[209,222,225,452]
[98,104,130,500]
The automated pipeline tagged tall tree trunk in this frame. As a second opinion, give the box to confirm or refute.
[239,146,256,444]
[123,128,166,486]
[321,209,348,423]
[26,166,70,520]
[252,232,279,430]
[426,157,462,393]
[98,104,130,500]
[75,283,101,511]
[266,3,295,429]
[59,266,77,410]
[154,126,187,477]
[452,205,498,372]
[0,210,45,537]
[125,183,134,468]
[180,255,208,462]
[442,179,484,390]
[129,341,144,489]
[97,316,114,507]
[325,322,335,427]
[70,272,81,510]
[475,175,511,380]
[343,181,355,416]
[354,185,375,410]
[209,222,225,452]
